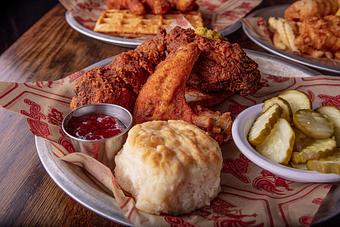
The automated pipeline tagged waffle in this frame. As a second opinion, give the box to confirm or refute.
[94,9,204,38]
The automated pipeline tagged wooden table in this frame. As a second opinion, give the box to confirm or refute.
[0,1,335,226]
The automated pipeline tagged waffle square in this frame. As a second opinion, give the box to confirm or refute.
[94,9,204,38]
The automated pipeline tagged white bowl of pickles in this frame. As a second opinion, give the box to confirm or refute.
[233,89,340,183]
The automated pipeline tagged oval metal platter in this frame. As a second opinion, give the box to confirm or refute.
[36,50,338,226]
[65,11,242,48]
[242,5,340,74]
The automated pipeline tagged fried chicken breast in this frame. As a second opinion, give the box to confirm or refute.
[70,34,166,111]
[165,27,262,96]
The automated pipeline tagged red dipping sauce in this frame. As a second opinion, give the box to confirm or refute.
[66,113,125,140]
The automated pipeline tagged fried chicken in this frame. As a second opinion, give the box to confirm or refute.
[145,0,172,14]
[284,0,339,22]
[106,0,145,15]
[70,65,137,111]
[170,0,197,12]
[106,0,196,15]
[70,35,167,111]
[134,43,232,143]
[295,15,340,59]
[71,27,261,132]
[165,27,262,96]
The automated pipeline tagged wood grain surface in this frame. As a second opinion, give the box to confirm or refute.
[0,0,330,226]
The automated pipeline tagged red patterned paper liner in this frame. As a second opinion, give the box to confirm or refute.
[0,71,339,226]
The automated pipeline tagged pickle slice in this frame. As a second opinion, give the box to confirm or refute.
[263,96,292,122]
[292,138,336,164]
[290,162,307,170]
[307,152,340,174]
[293,109,334,139]
[256,118,295,165]
[278,90,311,113]
[294,129,314,152]
[248,104,282,146]
[317,106,340,147]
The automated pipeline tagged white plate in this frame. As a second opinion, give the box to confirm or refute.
[36,51,340,225]
[65,11,242,48]
[232,104,340,183]
[242,5,340,74]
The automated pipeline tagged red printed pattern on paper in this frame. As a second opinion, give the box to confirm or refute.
[76,1,101,11]
[266,75,290,83]
[299,215,313,227]
[164,216,195,227]
[318,94,340,108]
[312,198,323,205]
[48,107,64,126]
[21,98,46,120]
[197,198,263,227]
[58,136,75,153]
[252,170,292,195]
[27,119,50,138]
[222,154,251,183]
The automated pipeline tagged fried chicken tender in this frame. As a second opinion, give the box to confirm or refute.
[134,43,232,143]
[295,15,340,59]
[106,0,196,15]
[284,0,340,22]
[165,27,262,96]
[70,34,166,111]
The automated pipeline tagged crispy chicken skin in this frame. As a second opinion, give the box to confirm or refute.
[145,0,172,14]
[106,0,196,15]
[295,16,340,59]
[284,0,339,22]
[106,0,146,15]
[165,27,262,96]
[134,43,232,143]
[70,34,166,111]
[70,66,137,111]
[71,28,261,136]
[134,43,200,123]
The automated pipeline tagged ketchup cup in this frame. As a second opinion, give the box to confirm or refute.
[62,104,133,169]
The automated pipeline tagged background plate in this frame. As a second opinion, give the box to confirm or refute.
[242,5,340,74]
[36,50,339,226]
[65,11,242,48]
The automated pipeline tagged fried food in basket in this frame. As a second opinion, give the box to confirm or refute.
[94,9,203,38]
[106,0,196,15]
[268,16,340,60]
[284,0,340,22]
[133,43,232,143]
[71,27,262,142]
[295,16,340,59]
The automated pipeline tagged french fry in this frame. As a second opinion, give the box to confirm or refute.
[273,32,287,50]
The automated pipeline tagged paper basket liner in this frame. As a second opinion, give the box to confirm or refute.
[1,63,340,226]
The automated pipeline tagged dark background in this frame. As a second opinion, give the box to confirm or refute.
[0,0,58,54]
